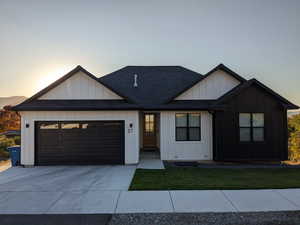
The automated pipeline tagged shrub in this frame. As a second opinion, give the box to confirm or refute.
[14,136,21,145]
[0,149,9,158]
[0,135,15,151]
[288,114,300,161]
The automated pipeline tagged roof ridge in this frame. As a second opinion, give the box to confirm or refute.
[125,65,183,67]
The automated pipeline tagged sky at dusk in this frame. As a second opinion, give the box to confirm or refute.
[0,0,299,106]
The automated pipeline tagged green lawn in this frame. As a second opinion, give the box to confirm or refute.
[129,167,300,190]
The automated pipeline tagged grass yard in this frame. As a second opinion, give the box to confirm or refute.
[129,167,300,190]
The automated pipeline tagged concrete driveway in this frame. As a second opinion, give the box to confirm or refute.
[0,165,136,214]
[0,165,136,191]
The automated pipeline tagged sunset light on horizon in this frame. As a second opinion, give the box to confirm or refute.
[0,0,299,106]
[35,66,74,93]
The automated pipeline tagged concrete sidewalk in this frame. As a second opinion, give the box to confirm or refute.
[1,189,300,214]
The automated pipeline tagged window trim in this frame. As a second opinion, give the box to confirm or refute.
[175,113,201,141]
[238,113,265,143]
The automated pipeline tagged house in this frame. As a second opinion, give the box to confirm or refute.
[12,64,299,166]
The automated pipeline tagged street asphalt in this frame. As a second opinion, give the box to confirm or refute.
[1,211,300,225]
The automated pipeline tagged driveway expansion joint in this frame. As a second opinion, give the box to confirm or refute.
[114,191,122,214]
[45,191,65,213]
[168,191,175,212]
[220,190,239,212]
[272,189,300,208]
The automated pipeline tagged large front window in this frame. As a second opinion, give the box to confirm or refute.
[176,113,201,141]
[239,113,264,142]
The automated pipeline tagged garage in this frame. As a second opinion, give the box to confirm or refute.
[35,121,125,165]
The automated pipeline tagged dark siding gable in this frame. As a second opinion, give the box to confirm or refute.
[214,84,289,161]
[216,78,299,110]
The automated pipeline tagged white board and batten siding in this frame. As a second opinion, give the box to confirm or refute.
[161,70,240,161]
[175,70,240,100]
[20,111,140,165]
[22,71,140,165]
[39,71,122,100]
[160,111,213,161]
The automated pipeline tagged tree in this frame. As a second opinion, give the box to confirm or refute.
[0,105,20,132]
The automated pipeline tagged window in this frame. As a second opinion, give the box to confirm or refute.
[61,123,80,129]
[144,114,155,133]
[176,113,201,141]
[82,123,89,129]
[40,122,59,129]
[239,113,264,142]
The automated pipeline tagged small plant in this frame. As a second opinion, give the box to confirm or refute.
[0,135,15,151]
[14,136,21,145]
[0,149,9,158]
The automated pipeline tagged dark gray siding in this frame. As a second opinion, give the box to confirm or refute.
[214,85,288,161]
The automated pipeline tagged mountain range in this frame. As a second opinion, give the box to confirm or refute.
[0,96,27,109]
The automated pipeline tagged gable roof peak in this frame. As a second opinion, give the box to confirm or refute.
[75,65,83,69]
[215,78,299,109]
[12,65,130,109]
[205,63,247,82]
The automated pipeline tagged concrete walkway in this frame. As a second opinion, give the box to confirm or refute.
[0,189,300,214]
[137,152,165,169]
[137,158,165,169]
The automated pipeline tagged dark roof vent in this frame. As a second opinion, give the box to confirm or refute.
[134,74,138,88]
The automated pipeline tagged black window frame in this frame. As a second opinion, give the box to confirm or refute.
[175,113,201,141]
[239,113,265,142]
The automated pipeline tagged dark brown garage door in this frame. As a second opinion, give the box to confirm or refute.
[35,121,125,165]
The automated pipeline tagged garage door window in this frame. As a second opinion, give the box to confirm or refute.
[40,123,59,129]
[61,123,80,129]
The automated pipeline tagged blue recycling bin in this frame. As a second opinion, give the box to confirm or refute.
[7,146,21,166]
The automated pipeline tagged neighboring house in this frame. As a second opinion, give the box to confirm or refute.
[13,64,299,166]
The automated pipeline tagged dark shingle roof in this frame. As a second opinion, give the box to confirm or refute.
[144,100,225,110]
[99,66,203,105]
[12,100,221,111]
[13,100,140,111]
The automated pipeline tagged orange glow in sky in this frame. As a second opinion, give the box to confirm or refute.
[35,66,73,92]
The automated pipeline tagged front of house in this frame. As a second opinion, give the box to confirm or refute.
[13,64,299,166]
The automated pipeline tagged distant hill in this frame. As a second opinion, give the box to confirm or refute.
[288,110,300,117]
[0,96,27,109]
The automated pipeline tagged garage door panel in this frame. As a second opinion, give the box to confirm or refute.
[36,121,124,165]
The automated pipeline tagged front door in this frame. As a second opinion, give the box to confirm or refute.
[143,114,157,149]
